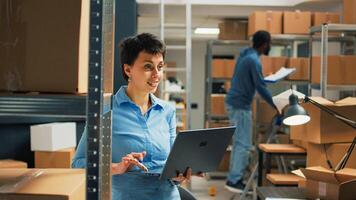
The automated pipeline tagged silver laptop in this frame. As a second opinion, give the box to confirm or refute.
[160,126,235,180]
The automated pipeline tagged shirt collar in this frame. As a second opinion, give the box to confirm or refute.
[115,86,164,110]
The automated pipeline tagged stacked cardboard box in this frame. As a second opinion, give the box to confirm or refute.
[210,94,226,116]
[287,58,309,80]
[31,123,77,168]
[344,0,356,24]
[211,59,235,78]
[312,12,340,26]
[218,20,247,40]
[283,11,311,34]
[0,169,85,199]
[260,56,288,76]
[248,11,283,36]
[301,167,356,199]
[0,160,28,168]
[311,55,356,85]
[0,0,113,94]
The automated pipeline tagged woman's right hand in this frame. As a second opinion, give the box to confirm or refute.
[111,151,148,175]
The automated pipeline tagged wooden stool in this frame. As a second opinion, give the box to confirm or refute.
[266,173,304,186]
[258,144,306,186]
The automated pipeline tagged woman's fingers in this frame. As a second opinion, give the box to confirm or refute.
[122,157,148,172]
[129,151,146,161]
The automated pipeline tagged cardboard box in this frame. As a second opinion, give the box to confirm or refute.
[312,12,340,26]
[0,0,107,93]
[208,121,230,128]
[0,160,27,168]
[218,20,247,40]
[340,55,356,85]
[292,139,308,150]
[248,11,283,36]
[272,56,288,70]
[260,56,274,76]
[344,0,356,24]
[165,61,177,77]
[302,167,356,200]
[260,56,288,77]
[287,58,309,80]
[307,143,356,169]
[35,148,75,168]
[283,11,311,34]
[211,59,235,78]
[210,94,226,116]
[304,97,356,144]
[218,150,231,171]
[0,169,85,200]
[311,56,344,84]
[252,98,277,124]
[31,122,76,151]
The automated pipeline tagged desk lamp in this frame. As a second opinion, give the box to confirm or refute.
[282,93,356,171]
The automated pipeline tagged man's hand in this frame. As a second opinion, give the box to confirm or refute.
[111,151,147,175]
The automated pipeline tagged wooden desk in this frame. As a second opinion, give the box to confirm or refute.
[257,186,306,200]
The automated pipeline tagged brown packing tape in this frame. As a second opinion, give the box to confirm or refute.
[318,181,327,197]
[0,169,43,193]
[266,11,272,31]
[295,10,301,19]
[0,23,26,92]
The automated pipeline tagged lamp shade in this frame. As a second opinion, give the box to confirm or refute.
[282,93,310,126]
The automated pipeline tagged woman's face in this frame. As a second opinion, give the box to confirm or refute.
[124,51,164,94]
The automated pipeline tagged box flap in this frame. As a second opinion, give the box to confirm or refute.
[301,166,340,184]
[335,168,356,183]
[335,97,356,106]
[309,97,334,105]
[0,169,85,197]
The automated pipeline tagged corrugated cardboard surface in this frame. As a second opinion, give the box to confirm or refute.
[210,94,226,116]
[248,11,282,36]
[0,160,27,169]
[260,56,288,77]
[312,12,340,26]
[35,148,75,168]
[211,59,235,78]
[307,143,356,168]
[218,20,247,40]
[311,56,343,85]
[302,167,356,200]
[287,58,309,80]
[0,0,89,93]
[283,11,311,34]
[344,0,356,24]
[304,97,356,144]
[0,169,85,200]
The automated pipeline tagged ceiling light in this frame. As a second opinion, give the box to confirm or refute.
[194,28,219,35]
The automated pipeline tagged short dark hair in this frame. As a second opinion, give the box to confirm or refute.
[120,33,166,82]
[252,30,271,49]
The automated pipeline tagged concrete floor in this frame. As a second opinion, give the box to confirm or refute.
[189,176,250,200]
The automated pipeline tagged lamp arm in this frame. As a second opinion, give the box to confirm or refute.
[304,96,356,130]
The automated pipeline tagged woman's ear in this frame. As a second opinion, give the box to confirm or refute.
[123,64,131,78]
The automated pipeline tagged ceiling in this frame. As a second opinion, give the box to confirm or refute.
[136,0,343,40]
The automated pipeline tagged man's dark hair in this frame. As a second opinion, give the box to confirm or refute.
[120,33,166,82]
[252,30,271,49]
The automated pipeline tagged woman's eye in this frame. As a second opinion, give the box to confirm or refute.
[158,65,164,70]
[144,64,153,70]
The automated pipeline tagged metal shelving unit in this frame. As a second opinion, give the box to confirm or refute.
[309,23,356,97]
[204,40,250,127]
[86,0,114,199]
[0,94,86,124]
[159,0,192,130]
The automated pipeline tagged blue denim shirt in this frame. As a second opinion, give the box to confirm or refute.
[225,48,276,110]
[72,86,179,199]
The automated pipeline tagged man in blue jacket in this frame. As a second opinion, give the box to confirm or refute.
[224,30,279,193]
